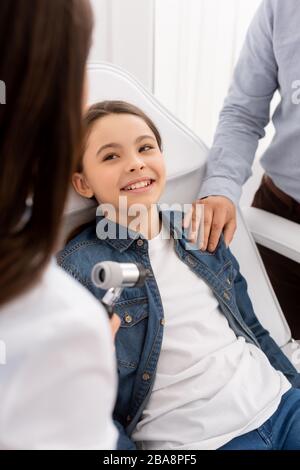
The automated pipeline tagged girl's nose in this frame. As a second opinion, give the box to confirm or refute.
[128,155,145,173]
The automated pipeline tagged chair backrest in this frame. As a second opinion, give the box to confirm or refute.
[63,62,291,347]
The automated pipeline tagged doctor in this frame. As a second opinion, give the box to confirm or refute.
[189,0,300,337]
[0,0,118,449]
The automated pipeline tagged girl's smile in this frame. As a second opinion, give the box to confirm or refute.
[120,177,156,193]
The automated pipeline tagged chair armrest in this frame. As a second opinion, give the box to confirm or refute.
[242,207,300,263]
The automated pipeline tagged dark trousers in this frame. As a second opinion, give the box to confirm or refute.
[252,175,300,339]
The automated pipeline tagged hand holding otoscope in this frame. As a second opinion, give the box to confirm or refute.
[91,261,148,318]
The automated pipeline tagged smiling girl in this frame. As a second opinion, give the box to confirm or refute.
[58,100,300,451]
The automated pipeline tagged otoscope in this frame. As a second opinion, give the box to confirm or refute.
[91,261,148,317]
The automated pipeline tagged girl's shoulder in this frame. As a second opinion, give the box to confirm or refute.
[57,222,111,269]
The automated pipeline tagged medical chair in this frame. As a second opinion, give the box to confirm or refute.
[62,62,300,370]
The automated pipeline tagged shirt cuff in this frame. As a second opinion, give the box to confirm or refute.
[198,176,242,206]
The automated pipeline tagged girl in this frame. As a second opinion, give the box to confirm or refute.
[58,100,300,450]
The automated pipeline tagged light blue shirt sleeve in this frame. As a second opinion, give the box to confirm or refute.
[199,0,278,205]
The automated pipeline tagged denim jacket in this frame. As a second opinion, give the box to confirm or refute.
[57,209,300,450]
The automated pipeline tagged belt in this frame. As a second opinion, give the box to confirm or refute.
[263,174,297,208]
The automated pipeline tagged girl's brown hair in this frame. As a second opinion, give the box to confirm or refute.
[0,0,93,306]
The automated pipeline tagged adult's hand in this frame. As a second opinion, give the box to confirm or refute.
[183,196,237,252]
[110,313,121,340]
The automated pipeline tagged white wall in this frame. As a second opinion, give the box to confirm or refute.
[154,0,262,147]
[89,0,154,91]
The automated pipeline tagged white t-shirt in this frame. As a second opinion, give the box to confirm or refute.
[0,259,118,450]
[132,222,291,450]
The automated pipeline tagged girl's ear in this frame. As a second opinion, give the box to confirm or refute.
[72,172,94,198]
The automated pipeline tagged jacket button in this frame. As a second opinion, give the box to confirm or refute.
[160,318,165,326]
[226,278,231,285]
[142,372,151,381]
[125,314,133,324]
[137,239,144,247]
[126,415,132,422]
[223,292,230,301]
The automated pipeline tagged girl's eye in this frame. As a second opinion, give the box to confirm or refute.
[103,154,118,162]
[140,145,153,152]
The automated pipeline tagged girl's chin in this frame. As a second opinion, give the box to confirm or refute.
[122,195,159,206]
[117,195,159,211]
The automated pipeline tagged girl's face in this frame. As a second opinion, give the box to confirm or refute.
[73,113,166,213]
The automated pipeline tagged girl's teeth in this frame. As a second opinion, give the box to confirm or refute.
[124,180,152,190]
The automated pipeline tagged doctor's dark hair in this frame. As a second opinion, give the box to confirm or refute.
[77,100,163,172]
[0,0,93,306]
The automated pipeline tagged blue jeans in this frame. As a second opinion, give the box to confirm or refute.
[219,388,300,450]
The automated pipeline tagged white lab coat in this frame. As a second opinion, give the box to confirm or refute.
[0,259,118,449]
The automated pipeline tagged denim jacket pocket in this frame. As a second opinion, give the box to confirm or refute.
[114,297,149,328]
[217,260,235,290]
[114,296,149,370]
